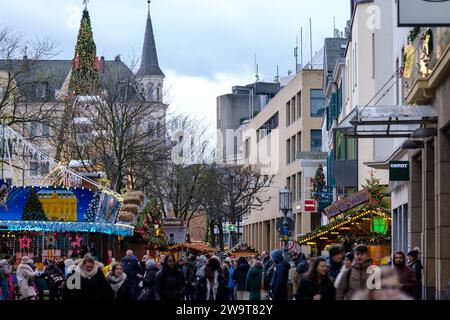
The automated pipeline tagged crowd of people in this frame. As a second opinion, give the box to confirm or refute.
[0,243,447,301]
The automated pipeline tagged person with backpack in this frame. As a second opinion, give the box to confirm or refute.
[182,256,196,300]
[0,256,12,300]
[336,244,371,300]
[45,260,64,301]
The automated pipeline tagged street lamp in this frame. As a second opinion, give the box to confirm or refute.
[279,187,292,261]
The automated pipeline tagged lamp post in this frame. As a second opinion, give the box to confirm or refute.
[279,187,292,261]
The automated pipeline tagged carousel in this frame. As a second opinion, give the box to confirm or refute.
[0,124,133,265]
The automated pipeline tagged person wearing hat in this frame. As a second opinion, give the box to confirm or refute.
[334,252,354,288]
[16,256,38,300]
[327,245,344,282]
[407,249,422,300]
[269,249,290,300]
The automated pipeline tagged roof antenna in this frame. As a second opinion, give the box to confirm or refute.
[275,65,280,83]
[147,0,151,14]
[309,18,313,70]
[83,0,89,10]
[294,36,298,74]
[254,54,260,83]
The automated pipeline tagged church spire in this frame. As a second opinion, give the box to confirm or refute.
[137,0,165,78]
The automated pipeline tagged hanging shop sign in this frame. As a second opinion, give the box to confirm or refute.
[389,161,410,182]
[398,0,450,27]
[304,200,317,212]
[324,189,371,219]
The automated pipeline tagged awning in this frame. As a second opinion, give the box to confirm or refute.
[337,105,437,138]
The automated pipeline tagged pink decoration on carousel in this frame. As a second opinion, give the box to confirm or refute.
[19,235,32,250]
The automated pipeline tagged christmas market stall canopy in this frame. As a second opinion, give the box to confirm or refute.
[0,183,133,237]
[224,242,259,258]
[168,242,218,254]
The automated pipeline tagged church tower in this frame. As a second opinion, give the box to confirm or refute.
[137,0,165,102]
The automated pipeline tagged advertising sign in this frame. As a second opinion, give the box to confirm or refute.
[389,161,410,182]
[304,199,317,212]
[324,189,371,218]
[398,0,450,26]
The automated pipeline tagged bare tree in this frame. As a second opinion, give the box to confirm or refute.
[51,59,171,193]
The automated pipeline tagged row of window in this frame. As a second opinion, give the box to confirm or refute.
[285,89,326,127]
[286,172,302,203]
[257,112,279,142]
[286,132,302,165]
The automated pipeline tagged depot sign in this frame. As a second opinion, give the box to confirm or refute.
[304,200,317,212]
[398,0,450,26]
[389,161,410,182]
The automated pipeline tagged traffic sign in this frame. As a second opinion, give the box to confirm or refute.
[276,217,295,234]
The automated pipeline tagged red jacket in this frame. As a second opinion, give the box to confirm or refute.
[394,263,417,298]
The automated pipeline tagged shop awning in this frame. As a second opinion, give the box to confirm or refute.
[297,208,391,245]
[337,105,437,138]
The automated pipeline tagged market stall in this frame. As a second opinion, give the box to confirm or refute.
[224,242,259,258]
[297,177,392,265]
[165,241,218,260]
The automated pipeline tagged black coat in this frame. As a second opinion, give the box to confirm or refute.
[108,278,133,301]
[296,277,336,301]
[232,261,250,291]
[270,261,290,300]
[63,269,109,301]
[196,274,227,301]
[154,268,185,300]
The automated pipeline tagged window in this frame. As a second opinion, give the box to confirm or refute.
[310,89,325,117]
[292,174,296,201]
[29,122,38,138]
[291,97,296,122]
[291,135,296,163]
[257,112,279,141]
[30,162,39,176]
[297,172,302,201]
[354,43,357,88]
[42,121,51,137]
[286,177,291,193]
[118,81,128,101]
[310,130,322,152]
[347,137,357,160]
[286,139,291,165]
[335,130,357,161]
[297,91,302,119]
[336,131,345,160]
[297,132,302,153]
[36,82,48,99]
[286,101,291,126]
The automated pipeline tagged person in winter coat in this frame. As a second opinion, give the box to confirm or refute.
[334,252,354,289]
[393,251,417,299]
[246,260,264,300]
[336,244,372,300]
[106,263,132,301]
[269,249,290,300]
[45,260,64,301]
[154,255,185,300]
[352,267,412,300]
[139,259,159,300]
[16,256,38,300]
[0,256,12,300]
[407,250,423,300]
[327,245,344,281]
[232,257,250,300]
[196,257,227,300]
[288,261,300,299]
[121,250,140,300]
[182,256,197,300]
[296,257,335,300]
[63,253,108,300]
[228,258,235,300]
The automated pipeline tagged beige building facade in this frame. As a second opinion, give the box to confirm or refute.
[241,69,326,254]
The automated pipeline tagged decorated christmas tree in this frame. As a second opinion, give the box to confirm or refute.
[68,8,102,96]
[22,189,48,221]
[84,191,100,222]
[362,170,389,210]
[135,198,166,247]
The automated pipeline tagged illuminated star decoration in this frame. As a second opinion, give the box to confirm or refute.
[19,235,32,250]
[70,235,82,248]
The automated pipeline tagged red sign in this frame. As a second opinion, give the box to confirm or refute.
[304,200,317,212]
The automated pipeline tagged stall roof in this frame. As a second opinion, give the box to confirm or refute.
[225,241,259,257]
[168,242,218,253]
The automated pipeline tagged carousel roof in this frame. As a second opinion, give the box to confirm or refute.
[297,207,391,245]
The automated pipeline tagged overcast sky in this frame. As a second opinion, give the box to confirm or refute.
[0,0,350,135]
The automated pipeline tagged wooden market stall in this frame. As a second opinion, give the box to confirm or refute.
[164,241,218,260]
[297,188,392,265]
[224,242,259,258]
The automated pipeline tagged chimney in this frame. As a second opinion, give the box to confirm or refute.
[99,56,105,73]
[21,55,29,72]
[115,55,121,62]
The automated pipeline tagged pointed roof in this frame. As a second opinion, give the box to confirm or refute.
[137,2,165,78]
